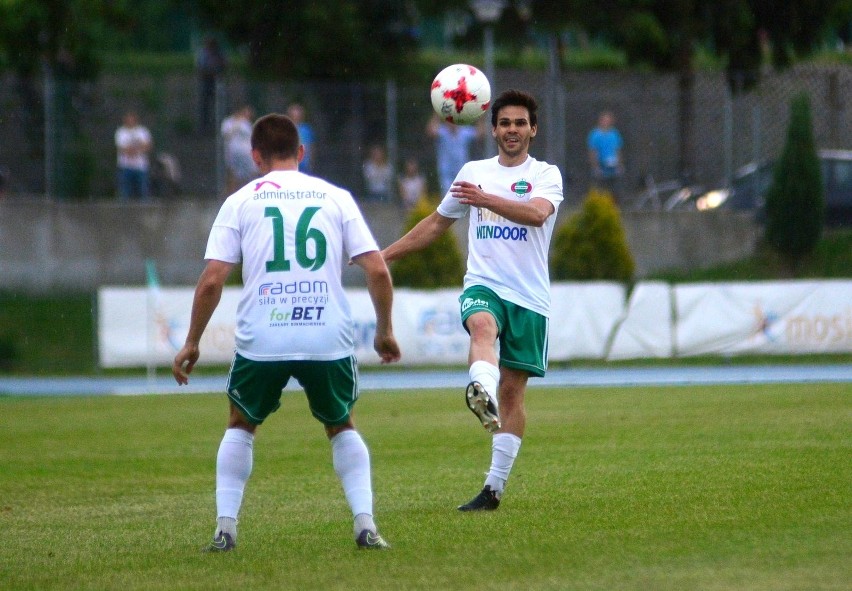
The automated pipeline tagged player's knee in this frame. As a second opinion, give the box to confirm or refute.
[227,403,256,432]
[465,312,497,338]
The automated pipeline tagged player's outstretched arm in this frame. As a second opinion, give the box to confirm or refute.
[172,259,235,384]
[352,250,401,364]
[451,181,554,227]
[381,211,455,263]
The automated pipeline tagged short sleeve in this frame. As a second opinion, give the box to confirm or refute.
[338,191,379,258]
[532,164,564,209]
[436,162,471,219]
[204,198,242,263]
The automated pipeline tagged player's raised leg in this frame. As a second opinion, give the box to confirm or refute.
[463,311,501,432]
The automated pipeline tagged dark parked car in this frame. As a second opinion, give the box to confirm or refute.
[672,149,852,226]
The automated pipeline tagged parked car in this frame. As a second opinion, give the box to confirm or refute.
[670,149,852,226]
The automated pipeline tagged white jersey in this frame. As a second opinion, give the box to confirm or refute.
[205,170,379,361]
[437,155,563,316]
[220,115,252,161]
[115,125,151,171]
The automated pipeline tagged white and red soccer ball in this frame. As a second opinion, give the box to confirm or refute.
[430,64,491,126]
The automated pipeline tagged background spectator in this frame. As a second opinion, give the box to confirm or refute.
[397,156,426,210]
[587,110,625,202]
[221,105,258,193]
[362,144,392,201]
[427,114,484,197]
[115,111,152,201]
[287,103,315,174]
[196,37,227,134]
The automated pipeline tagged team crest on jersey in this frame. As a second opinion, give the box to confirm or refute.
[511,180,532,197]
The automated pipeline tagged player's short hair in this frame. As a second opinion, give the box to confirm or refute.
[251,113,300,161]
[490,89,538,128]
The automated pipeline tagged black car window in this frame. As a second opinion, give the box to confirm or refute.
[833,159,852,193]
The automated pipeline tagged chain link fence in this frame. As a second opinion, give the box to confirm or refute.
[555,65,850,206]
[0,64,848,205]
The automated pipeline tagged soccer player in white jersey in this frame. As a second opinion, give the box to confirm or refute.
[172,113,401,551]
[382,89,563,511]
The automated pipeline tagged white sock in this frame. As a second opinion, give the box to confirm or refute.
[216,428,254,531]
[354,513,377,537]
[484,433,522,495]
[469,360,500,408]
[216,516,237,539]
[331,430,374,524]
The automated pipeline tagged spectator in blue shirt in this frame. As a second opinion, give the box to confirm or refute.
[287,103,315,174]
[587,110,625,203]
[427,114,484,197]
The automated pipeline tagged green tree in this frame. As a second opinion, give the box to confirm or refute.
[390,197,465,288]
[764,93,824,273]
[0,0,214,77]
[0,0,135,79]
[192,0,420,81]
[550,188,635,282]
[531,0,851,178]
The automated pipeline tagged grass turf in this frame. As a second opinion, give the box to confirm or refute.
[0,384,849,590]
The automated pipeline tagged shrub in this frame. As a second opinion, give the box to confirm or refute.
[390,196,465,288]
[0,334,19,372]
[62,141,97,199]
[764,93,824,272]
[550,188,635,282]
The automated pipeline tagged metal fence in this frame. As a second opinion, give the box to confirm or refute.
[0,64,848,206]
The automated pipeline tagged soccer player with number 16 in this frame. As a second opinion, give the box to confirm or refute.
[173,113,400,552]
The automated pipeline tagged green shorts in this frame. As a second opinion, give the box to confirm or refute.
[459,285,549,377]
[225,353,359,426]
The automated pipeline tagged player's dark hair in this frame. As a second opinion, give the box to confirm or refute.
[490,89,538,128]
[251,113,300,161]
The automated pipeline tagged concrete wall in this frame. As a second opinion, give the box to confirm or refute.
[0,197,758,293]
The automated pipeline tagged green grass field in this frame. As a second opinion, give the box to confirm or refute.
[1,383,849,590]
